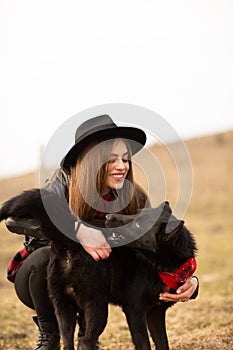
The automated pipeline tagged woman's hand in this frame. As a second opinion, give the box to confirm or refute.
[159,276,198,302]
[76,223,112,261]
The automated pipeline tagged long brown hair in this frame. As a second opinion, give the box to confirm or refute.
[69,138,148,221]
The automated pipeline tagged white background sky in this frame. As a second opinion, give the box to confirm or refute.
[1,0,233,179]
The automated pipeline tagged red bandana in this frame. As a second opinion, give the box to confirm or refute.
[158,257,197,290]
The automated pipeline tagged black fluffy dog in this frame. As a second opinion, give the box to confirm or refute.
[0,189,197,350]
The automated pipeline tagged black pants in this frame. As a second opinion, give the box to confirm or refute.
[14,247,57,324]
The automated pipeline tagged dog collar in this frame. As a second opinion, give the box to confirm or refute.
[158,257,197,290]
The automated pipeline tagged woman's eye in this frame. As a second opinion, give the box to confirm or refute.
[108,158,129,164]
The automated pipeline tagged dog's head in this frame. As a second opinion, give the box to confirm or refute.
[105,202,174,250]
[106,202,197,258]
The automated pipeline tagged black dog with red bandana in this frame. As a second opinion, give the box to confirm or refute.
[0,189,197,350]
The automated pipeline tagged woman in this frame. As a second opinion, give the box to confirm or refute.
[5,115,198,350]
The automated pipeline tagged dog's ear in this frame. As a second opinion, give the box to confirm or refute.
[0,197,16,221]
[165,215,184,236]
[136,201,172,224]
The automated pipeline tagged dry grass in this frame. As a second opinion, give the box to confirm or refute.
[0,130,233,349]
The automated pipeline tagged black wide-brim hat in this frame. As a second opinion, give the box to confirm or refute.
[61,115,147,170]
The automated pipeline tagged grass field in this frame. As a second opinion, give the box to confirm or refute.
[0,131,233,349]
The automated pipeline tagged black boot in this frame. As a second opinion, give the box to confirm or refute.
[32,316,60,350]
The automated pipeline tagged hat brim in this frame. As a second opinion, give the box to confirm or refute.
[61,126,146,170]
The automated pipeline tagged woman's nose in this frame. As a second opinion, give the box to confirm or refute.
[115,158,125,169]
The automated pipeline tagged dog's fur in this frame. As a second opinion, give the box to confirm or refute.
[0,189,197,350]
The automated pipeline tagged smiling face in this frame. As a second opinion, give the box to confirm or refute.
[69,137,136,220]
[104,138,130,193]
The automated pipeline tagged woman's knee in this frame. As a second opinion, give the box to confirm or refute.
[14,246,50,308]
[28,246,50,273]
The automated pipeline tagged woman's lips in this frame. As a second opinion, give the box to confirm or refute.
[110,173,125,181]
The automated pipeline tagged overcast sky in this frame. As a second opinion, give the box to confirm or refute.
[1,0,233,179]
